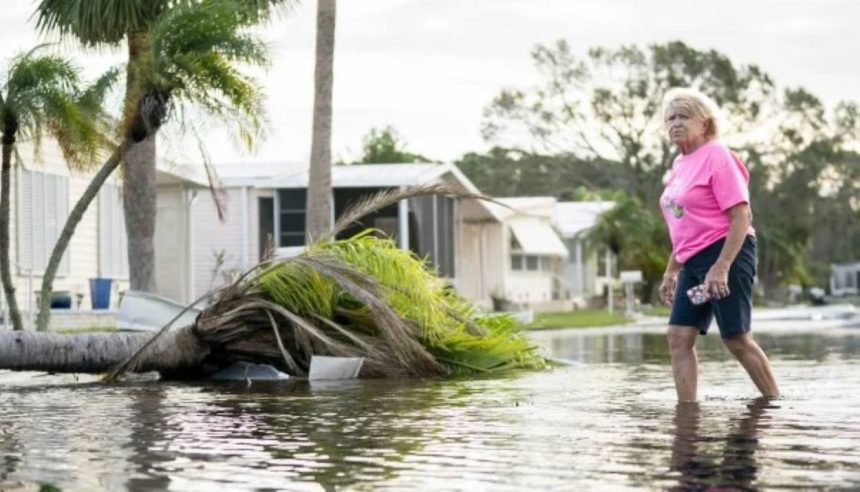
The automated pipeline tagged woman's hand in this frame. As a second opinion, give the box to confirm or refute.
[660,272,678,306]
[704,261,731,299]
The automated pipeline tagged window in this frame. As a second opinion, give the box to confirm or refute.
[276,189,307,247]
[408,194,455,278]
[98,184,129,278]
[511,254,523,270]
[510,253,553,272]
[17,169,69,275]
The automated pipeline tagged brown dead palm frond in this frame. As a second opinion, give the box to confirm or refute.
[292,254,443,376]
[325,183,505,241]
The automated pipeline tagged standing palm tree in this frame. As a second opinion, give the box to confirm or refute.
[0,47,106,331]
[35,0,291,294]
[34,0,281,331]
[305,0,336,240]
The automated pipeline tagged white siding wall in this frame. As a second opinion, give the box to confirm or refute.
[561,238,603,298]
[191,187,246,298]
[3,144,130,321]
[155,187,190,303]
[457,221,507,308]
[506,272,555,306]
[482,222,507,301]
[457,223,483,302]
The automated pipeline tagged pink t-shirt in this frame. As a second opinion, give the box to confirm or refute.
[660,140,754,263]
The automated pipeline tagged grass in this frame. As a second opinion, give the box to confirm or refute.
[644,305,672,317]
[54,326,117,335]
[527,309,629,330]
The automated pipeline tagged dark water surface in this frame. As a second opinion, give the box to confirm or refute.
[1,326,859,491]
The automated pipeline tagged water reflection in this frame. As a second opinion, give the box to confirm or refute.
[1,328,859,490]
[669,398,774,491]
[0,413,22,487]
[538,329,860,365]
[117,378,460,490]
[124,385,172,491]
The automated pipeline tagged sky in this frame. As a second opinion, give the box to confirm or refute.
[1,0,858,166]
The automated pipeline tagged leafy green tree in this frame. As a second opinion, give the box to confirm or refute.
[0,47,110,331]
[483,40,777,208]
[744,93,860,289]
[456,147,631,198]
[585,194,670,303]
[481,39,860,294]
[355,126,431,164]
[34,0,279,331]
[36,0,288,295]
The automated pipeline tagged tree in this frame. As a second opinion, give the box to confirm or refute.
[306,0,337,241]
[355,126,431,164]
[34,0,277,331]
[585,194,670,303]
[456,147,629,198]
[483,40,777,208]
[0,190,547,379]
[481,40,860,295]
[0,47,108,331]
[36,0,290,295]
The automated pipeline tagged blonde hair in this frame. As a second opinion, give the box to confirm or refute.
[662,87,725,140]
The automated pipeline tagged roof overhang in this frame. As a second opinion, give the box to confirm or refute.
[509,219,569,257]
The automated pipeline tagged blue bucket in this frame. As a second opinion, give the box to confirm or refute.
[89,278,113,309]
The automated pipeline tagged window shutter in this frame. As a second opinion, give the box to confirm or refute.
[16,169,70,275]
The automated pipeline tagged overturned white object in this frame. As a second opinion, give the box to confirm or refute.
[117,290,202,331]
[308,356,364,380]
[210,362,290,381]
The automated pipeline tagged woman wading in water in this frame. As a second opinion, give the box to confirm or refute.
[658,88,780,402]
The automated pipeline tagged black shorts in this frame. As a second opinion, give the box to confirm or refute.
[669,235,757,338]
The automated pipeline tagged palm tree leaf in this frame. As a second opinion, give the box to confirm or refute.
[327,183,504,241]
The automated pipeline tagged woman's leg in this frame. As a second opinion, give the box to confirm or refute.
[723,333,780,398]
[667,325,700,402]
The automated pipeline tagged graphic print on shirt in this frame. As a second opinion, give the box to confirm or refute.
[661,175,685,219]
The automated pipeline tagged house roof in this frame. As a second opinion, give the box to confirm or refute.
[210,161,478,189]
[552,201,615,238]
[509,218,569,257]
[492,196,557,220]
[211,161,504,222]
[156,161,210,187]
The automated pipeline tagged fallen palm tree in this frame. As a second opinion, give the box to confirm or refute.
[0,185,548,380]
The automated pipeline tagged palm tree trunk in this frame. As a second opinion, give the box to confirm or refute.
[0,140,24,331]
[0,326,207,375]
[305,0,337,241]
[35,142,129,332]
[123,134,157,292]
[123,31,159,293]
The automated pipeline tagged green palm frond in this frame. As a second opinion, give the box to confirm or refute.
[131,0,271,148]
[432,313,548,375]
[36,0,169,46]
[112,185,547,380]
[1,47,111,169]
[315,231,453,343]
[247,232,546,376]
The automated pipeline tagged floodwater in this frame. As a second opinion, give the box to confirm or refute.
[1,324,859,491]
